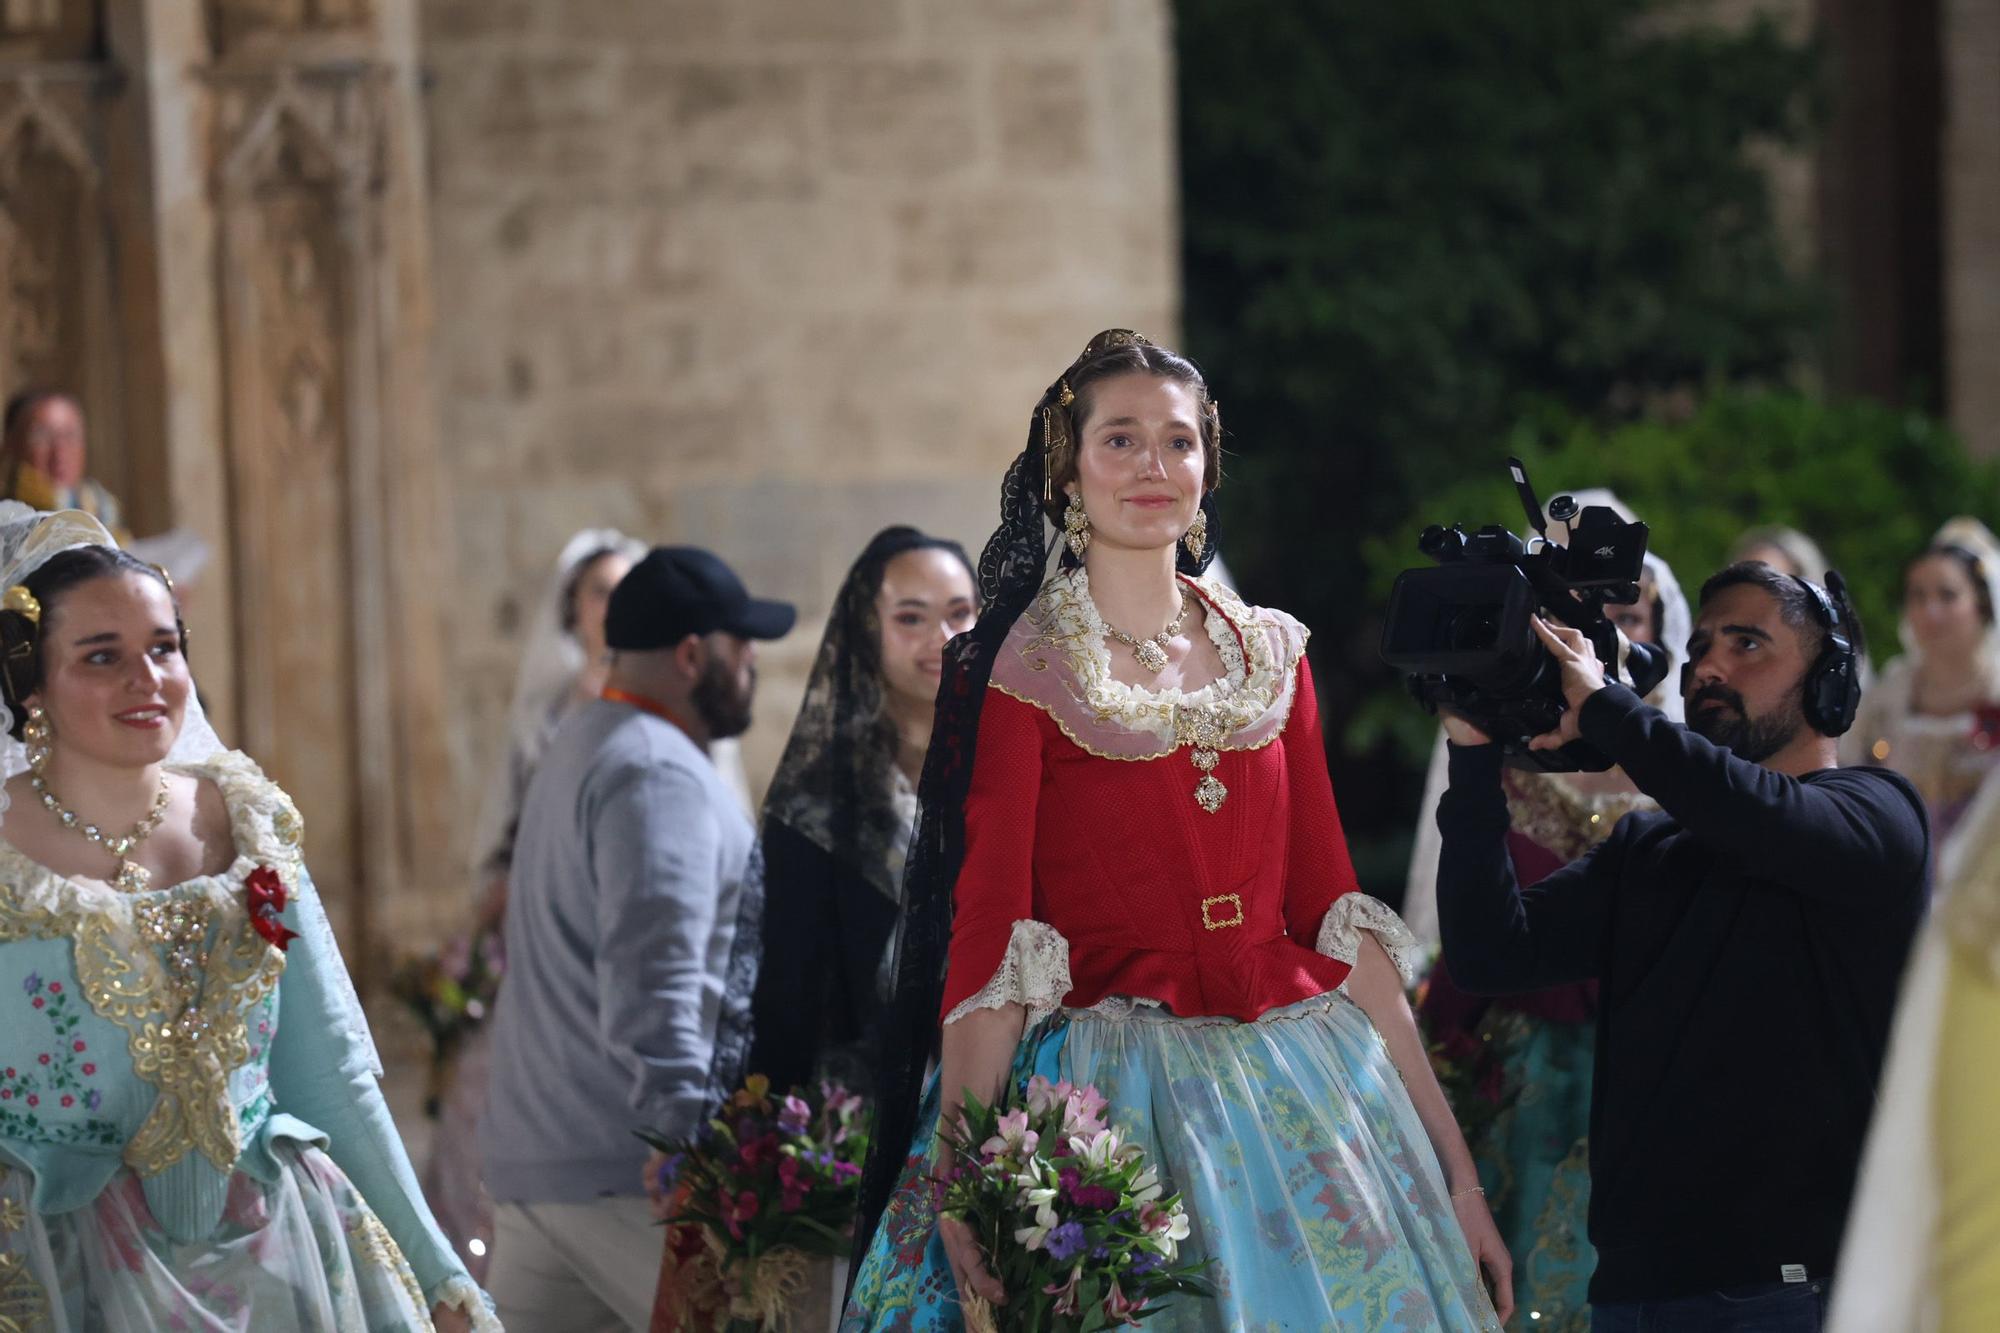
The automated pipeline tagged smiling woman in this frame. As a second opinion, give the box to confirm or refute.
[0,503,496,1332]
[748,525,976,1097]
[841,331,1510,1331]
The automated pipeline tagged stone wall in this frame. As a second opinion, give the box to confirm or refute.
[419,0,1180,863]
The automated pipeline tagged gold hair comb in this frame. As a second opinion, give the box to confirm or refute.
[3,585,40,625]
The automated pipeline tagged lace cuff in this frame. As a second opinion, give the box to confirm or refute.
[1315,893,1423,989]
[943,919,1073,1027]
[428,1274,502,1332]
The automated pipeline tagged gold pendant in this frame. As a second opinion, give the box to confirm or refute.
[1134,639,1168,673]
[1192,746,1227,813]
[113,859,151,894]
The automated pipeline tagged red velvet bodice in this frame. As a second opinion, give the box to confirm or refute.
[938,578,1362,1023]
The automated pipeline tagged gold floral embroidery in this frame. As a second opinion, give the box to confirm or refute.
[0,1251,46,1333]
[1501,770,1654,864]
[0,752,298,1180]
[348,1209,432,1325]
[0,1165,42,1333]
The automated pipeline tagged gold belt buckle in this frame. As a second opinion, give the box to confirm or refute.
[1200,893,1244,931]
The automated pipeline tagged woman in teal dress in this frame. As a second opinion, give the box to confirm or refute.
[843,332,1509,1330]
[0,504,495,1331]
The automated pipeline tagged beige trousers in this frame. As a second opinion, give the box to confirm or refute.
[486,1196,663,1332]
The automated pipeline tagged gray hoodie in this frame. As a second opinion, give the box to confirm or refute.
[482,697,760,1202]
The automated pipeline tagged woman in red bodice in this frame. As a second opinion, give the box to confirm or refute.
[842,331,1509,1331]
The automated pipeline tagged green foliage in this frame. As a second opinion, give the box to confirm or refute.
[1176,0,1829,875]
[1362,388,2000,759]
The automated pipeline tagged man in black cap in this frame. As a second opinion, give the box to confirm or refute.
[483,547,795,1331]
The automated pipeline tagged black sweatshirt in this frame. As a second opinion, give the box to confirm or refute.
[1436,684,1929,1304]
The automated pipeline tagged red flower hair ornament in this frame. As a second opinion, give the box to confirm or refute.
[246,866,299,952]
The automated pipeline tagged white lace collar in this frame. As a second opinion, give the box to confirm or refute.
[1065,567,1249,713]
[989,567,1309,759]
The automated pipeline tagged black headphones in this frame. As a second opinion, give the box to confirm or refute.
[1680,569,1861,737]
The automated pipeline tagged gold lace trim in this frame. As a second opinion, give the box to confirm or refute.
[1500,770,1654,865]
[991,571,1309,764]
[0,1164,43,1333]
[0,751,302,1179]
[348,1209,433,1326]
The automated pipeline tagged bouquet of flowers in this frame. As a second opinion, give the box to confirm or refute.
[642,1075,869,1332]
[938,1075,1214,1331]
[386,927,505,1116]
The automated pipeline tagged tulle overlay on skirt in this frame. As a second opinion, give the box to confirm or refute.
[843,991,1501,1331]
[0,1139,436,1332]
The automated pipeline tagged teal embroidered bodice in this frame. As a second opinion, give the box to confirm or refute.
[0,751,466,1302]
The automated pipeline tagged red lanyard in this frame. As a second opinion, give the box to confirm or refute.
[601,686,695,736]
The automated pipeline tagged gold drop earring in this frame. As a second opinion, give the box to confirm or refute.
[1064,493,1092,559]
[1183,509,1208,561]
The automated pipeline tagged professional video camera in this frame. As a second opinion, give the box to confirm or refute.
[1379,459,1670,772]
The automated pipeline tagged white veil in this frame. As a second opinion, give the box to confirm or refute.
[467,528,648,881]
[1401,490,1691,951]
[0,502,223,826]
[1899,516,2000,694]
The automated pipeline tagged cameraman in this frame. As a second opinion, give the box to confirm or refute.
[1435,562,1928,1332]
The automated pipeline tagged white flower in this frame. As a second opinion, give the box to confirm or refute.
[1070,1128,1124,1170]
[1129,1164,1162,1204]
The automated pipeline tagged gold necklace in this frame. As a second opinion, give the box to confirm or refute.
[1101,590,1192,674]
[24,708,173,893]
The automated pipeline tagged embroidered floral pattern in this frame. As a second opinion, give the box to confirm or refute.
[346,1209,430,1324]
[0,973,118,1147]
[1500,771,1654,864]
[0,752,301,1181]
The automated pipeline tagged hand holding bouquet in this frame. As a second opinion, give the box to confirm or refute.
[641,1075,869,1332]
[938,1075,1213,1331]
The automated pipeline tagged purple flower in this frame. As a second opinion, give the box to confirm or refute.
[21,973,39,996]
[84,1089,101,1111]
[1131,1252,1163,1276]
[776,1094,811,1136]
[1045,1222,1087,1263]
[1071,1183,1120,1210]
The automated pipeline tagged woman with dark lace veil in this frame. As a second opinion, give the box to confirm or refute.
[841,332,1509,1330]
[749,526,975,1094]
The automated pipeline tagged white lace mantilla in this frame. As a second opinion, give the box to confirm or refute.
[943,919,1073,1027]
[1314,893,1423,988]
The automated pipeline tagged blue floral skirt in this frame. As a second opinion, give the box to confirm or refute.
[843,992,1501,1331]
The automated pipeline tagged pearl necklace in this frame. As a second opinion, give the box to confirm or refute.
[24,709,173,893]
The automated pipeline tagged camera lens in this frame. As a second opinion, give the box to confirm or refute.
[1446,608,1501,652]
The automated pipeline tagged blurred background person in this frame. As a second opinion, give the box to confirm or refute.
[748,525,975,1096]
[0,389,124,533]
[1405,492,1691,1333]
[1830,765,2000,1332]
[1844,518,2000,864]
[424,528,641,1279]
[1729,524,1834,582]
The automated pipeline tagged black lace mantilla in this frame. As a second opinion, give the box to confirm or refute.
[852,334,1221,1269]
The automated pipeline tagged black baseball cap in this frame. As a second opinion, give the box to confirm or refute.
[604,546,796,650]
